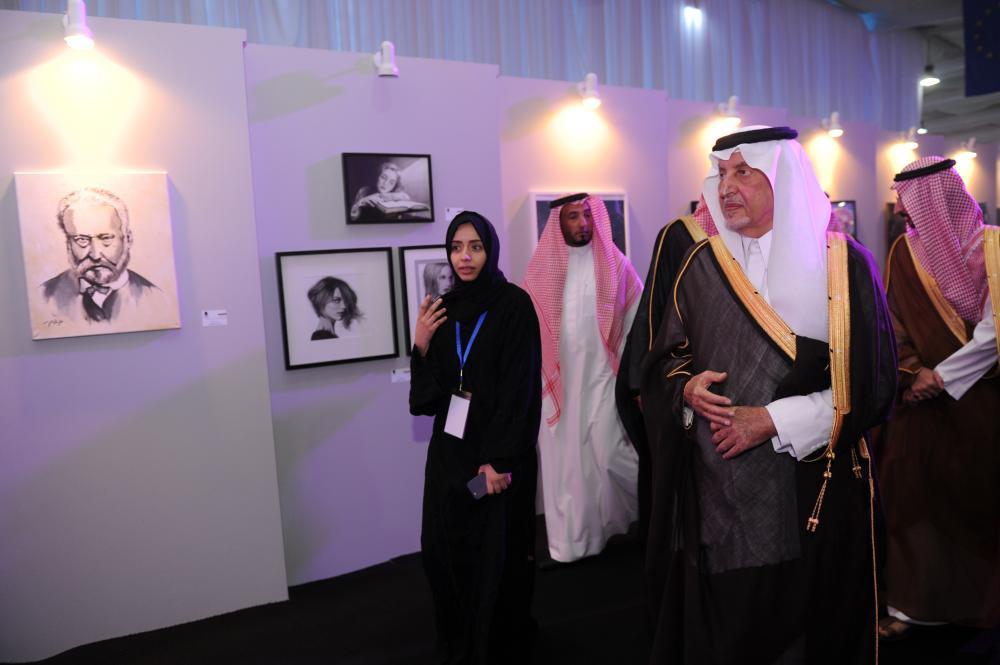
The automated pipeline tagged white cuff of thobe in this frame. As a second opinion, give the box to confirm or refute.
[765,389,834,460]
[935,295,997,401]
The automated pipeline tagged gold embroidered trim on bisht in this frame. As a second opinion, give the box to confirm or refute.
[883,234,906,289]
[985,227,1000,361]
[806,232,852,533]
[672,239,711,328]
[679,214,709,244]
[827,232,852,444]
[646,222,672,351]
[707,236,796,360]
[906,236,969,346]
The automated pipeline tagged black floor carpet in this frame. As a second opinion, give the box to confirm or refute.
[27,521,999,664]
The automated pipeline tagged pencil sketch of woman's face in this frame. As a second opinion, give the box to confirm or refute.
[322,288,345,321]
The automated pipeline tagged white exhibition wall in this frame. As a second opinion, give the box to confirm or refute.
[0,10,288,662]
[244,44,504,585]
[1,9,998,662]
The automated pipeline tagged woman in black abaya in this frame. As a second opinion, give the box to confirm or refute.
[409,211,541,665]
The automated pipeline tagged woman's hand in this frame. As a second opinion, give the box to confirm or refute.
[414,295,447,357]
[478,464,511,495]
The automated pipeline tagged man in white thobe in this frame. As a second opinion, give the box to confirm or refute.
[524,193,643,562]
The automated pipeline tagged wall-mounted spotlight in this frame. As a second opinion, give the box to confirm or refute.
[63,0,94,50]
[683,4,704,27]
[901,127,919,150]
[578,72,601,109]
[373,41,399,77]
[717,95,740,128]
[958,137,977,160]
[822,111,844,138]
[919,64,940,87]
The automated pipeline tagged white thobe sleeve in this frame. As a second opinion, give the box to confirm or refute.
[934,294,997,400]
[765,390,834,460]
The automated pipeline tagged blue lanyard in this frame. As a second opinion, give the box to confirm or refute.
[455,312,487,391]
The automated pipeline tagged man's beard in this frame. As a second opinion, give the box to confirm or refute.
[724,214,751,232]
[564,232,592,247]
[71,246,130,286]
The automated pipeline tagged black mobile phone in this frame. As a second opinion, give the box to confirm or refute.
[466,472,488,500]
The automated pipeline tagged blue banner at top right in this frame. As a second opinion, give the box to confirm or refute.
[964,0,1000,96]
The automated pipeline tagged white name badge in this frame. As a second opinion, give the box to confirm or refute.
[444,391,472,439]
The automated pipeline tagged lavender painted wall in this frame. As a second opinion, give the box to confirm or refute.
[244,44,503,585]
[0,11,287,662]
[498,77,671,287]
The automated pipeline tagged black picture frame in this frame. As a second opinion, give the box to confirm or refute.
[885,202,909,249]
[275,247,399,370]
[342,153,434,224]
[829,200,858,239]
[398,244,451,355]
[530,192,630,257]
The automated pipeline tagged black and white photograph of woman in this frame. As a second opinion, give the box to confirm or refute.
[307,276,363,340]
[421,260,453,302]
[342,153,434,224]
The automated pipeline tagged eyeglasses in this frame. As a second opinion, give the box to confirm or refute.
[69,233,117,249]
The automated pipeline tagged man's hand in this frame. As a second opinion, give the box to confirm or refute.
[683,370,733,426]
[904,367,944,403]
[478,464,511,495]
[709,406,777,460]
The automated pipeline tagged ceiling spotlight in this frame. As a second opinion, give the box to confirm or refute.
[902,127,919,151]
[919,64,940,87]
[683,4,703,27]
[717,95,741,128]
[63,0,94,50]
[958,137,977,160]
[373,40,399,77]
[578,72,601,109]
[822,111,844,138]
[916,125,928,135]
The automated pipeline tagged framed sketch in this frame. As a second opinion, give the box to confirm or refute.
[13,171,181,340]
[885,202,909,249]
[342,153,434,224]
[829,200,858,239]
[399,244,452,354]
[530,192,629,257]
[977,202,993,226]
[276,247,398,369]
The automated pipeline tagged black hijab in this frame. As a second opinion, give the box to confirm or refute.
[442,211,508,322]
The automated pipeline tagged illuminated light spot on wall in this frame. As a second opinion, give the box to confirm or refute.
[953,152,975,187]
[548,104,610,164]
[887,143,919,176]
[805,133,840,193]
[27,49,144,170]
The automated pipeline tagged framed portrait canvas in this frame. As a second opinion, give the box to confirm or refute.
[14,171,181,340]
[276,247,398,369]
[342,153,434,224]
[885,202,909,249]
[529,192,629,257]
[399,244,452,354]
[829,200,858,239]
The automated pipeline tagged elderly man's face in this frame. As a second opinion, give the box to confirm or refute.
[559,201,593,247]
[63,203,129,285]
[717,151,774,238]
